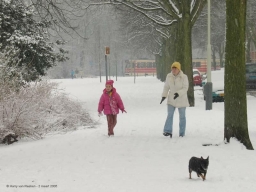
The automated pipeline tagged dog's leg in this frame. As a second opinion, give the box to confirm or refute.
[204,172,207,180]
[189,168,192,179]
[198,173,205,181]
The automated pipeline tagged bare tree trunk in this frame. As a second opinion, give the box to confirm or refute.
[156,54,161,80]
[225,0,253,150]
[157,41,167,82]
[175,4,194,107]
[217,43,225,68]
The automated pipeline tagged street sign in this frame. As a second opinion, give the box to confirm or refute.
[105,47,110,55]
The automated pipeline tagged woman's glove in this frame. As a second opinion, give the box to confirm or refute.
[160,97,166,104]
[121,109,127,113]
[98,112,103,117]
[173,93,179,100]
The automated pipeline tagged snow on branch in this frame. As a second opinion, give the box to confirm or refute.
[0,80,94,143]
[114,0,177,26]
[168,0,181,18]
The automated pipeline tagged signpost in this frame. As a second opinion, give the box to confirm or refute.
[105,47,110,81]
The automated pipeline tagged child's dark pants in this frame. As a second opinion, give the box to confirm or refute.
[106,114,117,135]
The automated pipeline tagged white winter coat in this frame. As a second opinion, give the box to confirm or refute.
[162,70,189,108]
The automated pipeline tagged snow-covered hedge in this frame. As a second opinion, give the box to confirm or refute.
[0,80,94,141]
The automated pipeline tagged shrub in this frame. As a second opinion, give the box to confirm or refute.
[0,80,94,141]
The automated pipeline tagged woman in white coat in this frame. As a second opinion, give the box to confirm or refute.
[160,62,189,138]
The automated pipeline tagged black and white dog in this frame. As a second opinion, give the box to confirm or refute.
[189,156,209,181]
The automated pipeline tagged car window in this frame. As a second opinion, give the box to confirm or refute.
[246,63,256,73]
[193,71,200,76]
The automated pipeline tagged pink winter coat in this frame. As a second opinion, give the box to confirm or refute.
[98,88,125,115]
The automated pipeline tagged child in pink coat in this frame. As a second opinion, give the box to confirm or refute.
[98,80,126,136]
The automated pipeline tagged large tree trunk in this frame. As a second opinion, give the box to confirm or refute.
[157,36,176,82]
[225,0,253,150]
[163,38,173,78]
[175,3,195,107]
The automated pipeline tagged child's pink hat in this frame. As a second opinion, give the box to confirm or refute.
[106,80,114,86]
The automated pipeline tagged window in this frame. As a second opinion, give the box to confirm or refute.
[193,70,200,76]
[193,62,201,67]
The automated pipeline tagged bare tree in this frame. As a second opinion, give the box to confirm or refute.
[119,10,176,82]
[211,1,226,69]
[193,0,226,68]
[17,0,86,38]
[86,0,207,106]
[119,8,161,55]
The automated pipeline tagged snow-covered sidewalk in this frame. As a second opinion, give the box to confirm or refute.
[1,76,256,192]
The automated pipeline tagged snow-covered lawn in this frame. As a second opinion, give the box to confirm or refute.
[1,74,256,192]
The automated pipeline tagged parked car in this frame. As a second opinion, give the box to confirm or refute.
[203,69,224,102]
[193,69,202,87]
[202,64,256,102]
[246,63,256,89]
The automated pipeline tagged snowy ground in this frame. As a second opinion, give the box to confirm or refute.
[1,73,256,192]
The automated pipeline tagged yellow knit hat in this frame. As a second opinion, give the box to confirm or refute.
[171,62,181,71]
